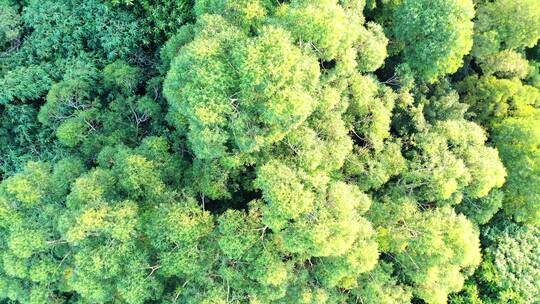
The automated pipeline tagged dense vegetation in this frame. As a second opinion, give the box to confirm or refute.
[0,0,539,303]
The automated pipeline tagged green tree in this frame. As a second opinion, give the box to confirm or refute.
[393,0,475,82]
[1,0,539,303]
[459,75,540,126]
[493,117,540,225]
[396,207,482,304]
[352,262,412,304]
[475,220,540,303]
[473,0,540,59]
[0,0,20,51]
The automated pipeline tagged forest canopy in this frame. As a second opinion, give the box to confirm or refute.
[0,0,539,303]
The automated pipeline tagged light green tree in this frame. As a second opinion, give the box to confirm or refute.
[393,0,475,82]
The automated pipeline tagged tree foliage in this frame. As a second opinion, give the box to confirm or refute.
[392,0,475,82]
[0,0,539,303]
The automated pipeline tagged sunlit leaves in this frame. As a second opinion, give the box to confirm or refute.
[493,117,540,225]
[1,0,539,303]
[474,0,540,58]
[393,0,475,82]
[255,160,314,231]
[397,207,482,304]
[478,220,540,303]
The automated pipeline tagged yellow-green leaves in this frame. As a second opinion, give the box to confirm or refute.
[357,22,389,72]
[55,117,88,148]
[255,160,314,231]
[147,197,214,248]
[474,0,540,58]
[352,262,412,304]
[3,0,540,302]
[459,74,540,225]
[494,117,540,225]
[0,160,76,303]
[164,17,320,160]
[7,230,48,259]
[480,50,531,79]
[459,75,540,127]
[233,26,320,152]
[145,196,214,278]
[66,200,139,242]
[403,119,506,204]
[393,0,475,82]
[194,0,271,30]
[397,207,481,304]
[216,209,262,260]
[103,60,142,96]
[345,140,406,191]
[3,162,51,207]
[348,73,395,151]
[163,15,243,160]
[276,0,359,61]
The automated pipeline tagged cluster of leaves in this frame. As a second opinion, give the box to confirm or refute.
[0,0,539,303]
[0,0,159,178]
